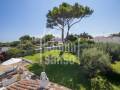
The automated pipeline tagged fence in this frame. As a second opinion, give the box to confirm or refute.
[37,42,80,57]
[2,76,17,87]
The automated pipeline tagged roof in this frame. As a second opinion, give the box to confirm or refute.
[7,79,71,90]
[51,38,63,42]
[93,36,120,44]
[1,58,22,65]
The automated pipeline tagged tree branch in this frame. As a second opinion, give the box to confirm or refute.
[53,27,61,31]
[57,24,63,30]
[70,17,83,27]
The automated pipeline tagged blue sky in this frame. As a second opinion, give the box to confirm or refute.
[0,0,120,42]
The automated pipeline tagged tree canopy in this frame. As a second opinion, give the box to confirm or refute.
[79,32,93,39]
[66,34,78,42]
[19,35,32,42]
[46,2,93,41]
[10,41,20,47]
[42,34,55,43]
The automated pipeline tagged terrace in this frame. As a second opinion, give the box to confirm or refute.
[0,58,32,88]
[0,58,71,90]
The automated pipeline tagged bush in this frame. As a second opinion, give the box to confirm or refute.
[6,48,24,58]
[77,38,94,44]
[74,39,95,55]
[80,48,111,78]
[24,49,36,56]
[91,76,113,90]
[94,43,120,62]
[106,43,120,62]
[66,34,78,42]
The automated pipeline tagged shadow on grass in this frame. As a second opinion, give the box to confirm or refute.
[28,62,91,90]
[102,69,120,86]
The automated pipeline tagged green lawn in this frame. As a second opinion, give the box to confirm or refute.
[24,50,79,64]
[24,50,88,90]
[28,63,90,90]
[111,61,120,74]
[24,53,41,63]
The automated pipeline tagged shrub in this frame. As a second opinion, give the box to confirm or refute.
[6,48,24,58]
[77,38,94,44]
[80,48,111,78]
[94,43,120,62]
[91,76,113,90]
[66,34,78,42]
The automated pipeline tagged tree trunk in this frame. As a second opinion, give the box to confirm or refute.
[62,29,64,42]
[66,25,70,40]
[66,29,70,38]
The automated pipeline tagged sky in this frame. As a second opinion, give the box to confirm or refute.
[0,0,120,42]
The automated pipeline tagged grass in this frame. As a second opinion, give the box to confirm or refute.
[25,50,89,90]
[111,61,120,74]
[24,53,41,63]
[28,63,90,90]
[24,50,79,63]
[24,50,120,90]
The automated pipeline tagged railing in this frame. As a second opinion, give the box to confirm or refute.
[2,76,17,87]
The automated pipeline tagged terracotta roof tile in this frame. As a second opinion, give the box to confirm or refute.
[7,79,71,90]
